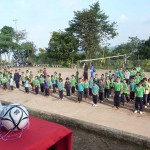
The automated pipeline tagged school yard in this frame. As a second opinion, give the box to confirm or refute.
[0,67,150,138]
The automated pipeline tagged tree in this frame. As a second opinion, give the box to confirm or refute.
[139,37,150,59]
[47,30,79,64]
[68,2,118,59]
[0,26,15,63]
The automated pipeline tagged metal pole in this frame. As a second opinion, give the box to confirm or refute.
[13,19,18,31]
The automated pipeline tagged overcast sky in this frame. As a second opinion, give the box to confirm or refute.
[0,0,149,49]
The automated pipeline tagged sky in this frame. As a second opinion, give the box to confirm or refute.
[0,0,150,49]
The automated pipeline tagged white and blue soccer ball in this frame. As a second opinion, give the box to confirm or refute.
[0,104,29,131]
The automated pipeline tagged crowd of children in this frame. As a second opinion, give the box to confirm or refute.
[0,64,149,115]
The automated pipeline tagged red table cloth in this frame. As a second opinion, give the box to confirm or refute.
[0,116,73,150]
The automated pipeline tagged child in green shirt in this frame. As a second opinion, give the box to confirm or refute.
[40,74,45,93]
[121,79,129,105]
[1,75,8,90]
[104,77,110,100]
[134,82,144,114]
[84,79,89,100]
[71,75,76,94]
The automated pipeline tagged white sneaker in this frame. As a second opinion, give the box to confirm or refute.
[147,103,149,106]
[140,111,143,115]
[95,104,97,107]
[145,106,147,108]
[134,110,137,113]
[61,98,64,100]
[101,101,103,103]
[92,104,95,107]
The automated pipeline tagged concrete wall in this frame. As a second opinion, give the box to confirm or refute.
[1,101,150,150]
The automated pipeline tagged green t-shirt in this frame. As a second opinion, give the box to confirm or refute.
[1,78,7,84]
[135,76,141,84]
[84,82,89,88]
[21,75,25,81]
[130,70,135,76]
[113,82,122,92]
[136,67,141,72]
[135,87,144,97]
[54,75,58,80]
[40,77,45,84]
[6,73,10,80]
[75,75,78,83]
[123,83,128,93]
[104,80,110,89]
[33,80,39,86]
[0,74,3,80]
[71,78,76,86]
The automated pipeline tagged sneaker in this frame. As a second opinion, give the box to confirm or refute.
[101,100,103,103]
[147,103,149,106]
[61,98,64,100]
[145,106,147,108]
[140,111,143,115]
[92,104,95,107]
[95,104,97,107]
[134,110,137,113]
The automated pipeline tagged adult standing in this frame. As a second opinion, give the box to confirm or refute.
[90,63,95,79]
[14,70,20,89]
[83,63,88,80]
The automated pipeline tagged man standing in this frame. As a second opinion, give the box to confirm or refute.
[83,63,88,80]
[14,70,20,89]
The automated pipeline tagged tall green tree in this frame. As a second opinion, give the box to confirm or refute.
[47,31,79,63]
[69,2,118,59]
[0,26,15,63]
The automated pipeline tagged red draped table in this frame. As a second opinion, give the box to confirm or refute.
[0,116,73,150]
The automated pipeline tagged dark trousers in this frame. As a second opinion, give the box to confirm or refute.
[53,84,56,93]
[71,86,75,94]
[114,91,121,107]
[59,90,63,99]
[45,88,50,96]
[104,89,110,98]
[84,88,88,98]
[109,87,113,95]
[126,79,130,85]
[40,84,45,92]
[89,88,92,96]
[130,91,135,100]
[22,81,25,86]
[121,93,129,105]
[15,80,19,88]
[84,72,88,80]
[143,94,148,106]
[35,86,39,94]
[148,93,150,103]
[78,91,83,102]
[93,95,98,104]
[10,86,13,90]
[3,83,7,90]
[135,97,143,111]
[25,87,29,93]
[99,92,104,101]
[66,89,71,96]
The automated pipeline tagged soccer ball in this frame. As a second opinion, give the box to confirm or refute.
[0,104,29,131]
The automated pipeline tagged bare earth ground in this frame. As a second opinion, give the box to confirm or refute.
[0,67,150,138]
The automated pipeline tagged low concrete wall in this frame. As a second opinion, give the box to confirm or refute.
[1,101,150,150]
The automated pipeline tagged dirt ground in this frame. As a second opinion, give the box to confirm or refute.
[0,67,150,138]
